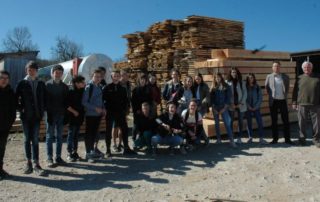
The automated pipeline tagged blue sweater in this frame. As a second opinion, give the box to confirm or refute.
[82,81,105,117]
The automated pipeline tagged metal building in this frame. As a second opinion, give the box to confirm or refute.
[0,51,39,88]
[291,49,320,76]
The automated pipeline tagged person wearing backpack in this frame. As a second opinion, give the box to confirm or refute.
[226,67,247,144]
[66,75,86,162]
[181,99,209,151]
[45,65,69,167]
[245,73,267,144]
[82,69,106,162]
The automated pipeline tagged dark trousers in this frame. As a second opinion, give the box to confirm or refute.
[105,113,129,153]
[85,116,101,153]
[67,124,81,154]
[22,120,40,163]
[270,99,291,141]
[0,130,10,167]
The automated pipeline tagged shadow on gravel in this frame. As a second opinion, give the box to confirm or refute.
[9,122,305,191]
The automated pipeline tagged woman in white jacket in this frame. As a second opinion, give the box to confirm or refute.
[226,67,247,144]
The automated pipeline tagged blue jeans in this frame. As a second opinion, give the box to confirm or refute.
[134,131,155,149]
[214,110,234,142]
[46,114,64,160]
[229,109,245,138]
[151,135,183,147]
[67,124,81,154]
[246,110,264,138]
[22,120,40,163]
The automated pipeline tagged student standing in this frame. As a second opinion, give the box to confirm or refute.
[82,70,106,162]
[66,75,85,161]
[245,73,267,144]
[45,65,69,167]
[16,61,46,175]
[226,67,247,144]
[210,73,236,148]
[0,71,16,180]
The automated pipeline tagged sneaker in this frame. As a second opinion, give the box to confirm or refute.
[85,152,96,163]
[112,145,118,153]
[24,162,33,174]
[230,142,237,148]
[46,159,55,168]
[204,137,210,146]
[55,157,66,165]
[180,146,187,155]
[105,152,112,159]
[117,145,123,152]
[94,148,104,157]
[259,138,268,144]
[247,137,253,143]
[236,138,242,144]
[67,153,76,162]
[33,165,46,176]
[123,148,137,155]
[73,152,80,160]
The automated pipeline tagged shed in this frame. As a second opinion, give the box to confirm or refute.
[291,49,320,76]
[0,51,39,88]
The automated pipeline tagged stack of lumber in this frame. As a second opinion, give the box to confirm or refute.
[194,49,297,137]
[115,15,244,72]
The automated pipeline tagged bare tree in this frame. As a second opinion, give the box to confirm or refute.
[51,36,83,62]
[2,26,38,52]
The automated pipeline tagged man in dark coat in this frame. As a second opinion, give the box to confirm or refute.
[16,61,46,176]
[0,71,16,180]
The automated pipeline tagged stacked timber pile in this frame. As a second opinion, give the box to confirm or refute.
[194,49,297,137]
[114,15,244,81]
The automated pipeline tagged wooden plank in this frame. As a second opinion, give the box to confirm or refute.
[203,112,297,137]
[194,59,296,69]
[211,49,291,60]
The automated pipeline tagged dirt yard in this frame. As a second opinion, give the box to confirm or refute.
[1,124,320,202]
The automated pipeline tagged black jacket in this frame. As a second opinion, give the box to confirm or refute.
[0,85,16,132]
[103,83,128,116]
[136,113,158,134]
[66,88,85,125]
[45,80,69,116]
[16,79,46,122]
[157,112,183,137]
[131,86,153,114]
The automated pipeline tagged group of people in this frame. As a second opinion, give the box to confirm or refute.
[0,59,319,180]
